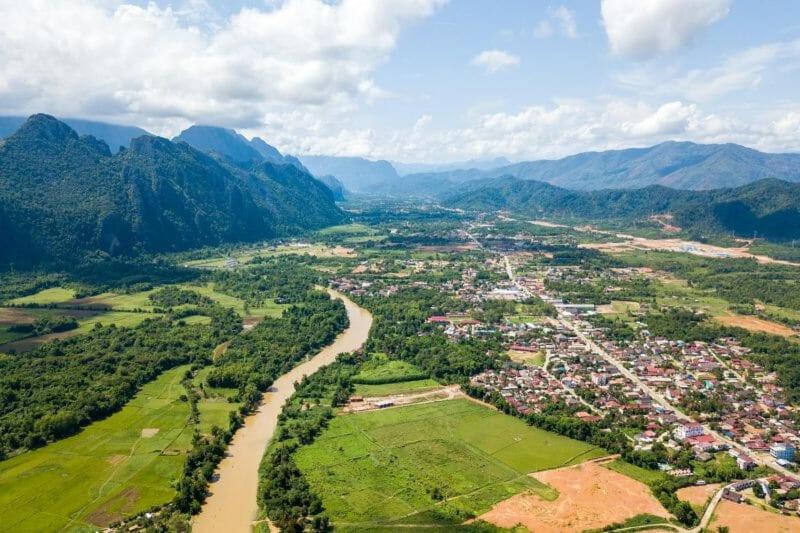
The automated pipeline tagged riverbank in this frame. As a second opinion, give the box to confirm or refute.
[192,289,372,533]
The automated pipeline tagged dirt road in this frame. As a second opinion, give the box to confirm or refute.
[192,289,373,533]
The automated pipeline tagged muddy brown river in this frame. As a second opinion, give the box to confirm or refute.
[192,289,372,533]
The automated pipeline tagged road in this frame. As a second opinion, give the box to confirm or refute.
[193,290,373,533]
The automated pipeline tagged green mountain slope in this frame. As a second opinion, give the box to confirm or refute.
[0,115,149,154]
[0,115,345,266]
[445,177,800,241]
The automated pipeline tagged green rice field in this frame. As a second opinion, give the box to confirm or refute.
[0,366,194,531]
[294,398,606,529]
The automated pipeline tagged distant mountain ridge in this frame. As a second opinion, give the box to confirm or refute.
[376,141,800,195]
[445,177,800,242]
[299,155,399,193]
[392,157,512,176]
[0,115,345,266]
[173,125,308,171]
[0,116,150,154]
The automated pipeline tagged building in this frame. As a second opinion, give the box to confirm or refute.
[674,423,704,441]
[770,443,796,462]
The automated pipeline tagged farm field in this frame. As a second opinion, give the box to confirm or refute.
[478,459,671,533]
[0,366,195,531]
[294,398,605,529]
[183,243,355,269]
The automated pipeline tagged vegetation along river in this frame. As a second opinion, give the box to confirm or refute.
[193,289,373,532]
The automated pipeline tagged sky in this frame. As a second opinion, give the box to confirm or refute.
[2,0,800,163]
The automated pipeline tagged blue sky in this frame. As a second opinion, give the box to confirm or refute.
[2,1,800,162]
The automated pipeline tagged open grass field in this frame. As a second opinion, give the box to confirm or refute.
[352,356,427,384]
[507,349,545,366]
[7,287,77,305]
[294,398,606,529]
[0,366,194,531]
[183,243,356,269]
[353,378,442,397]
[67,289,158,311]
[0,308,153,353]
[179,282,286,319]
[602,459,666,485]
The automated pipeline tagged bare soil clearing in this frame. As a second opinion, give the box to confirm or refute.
[478,459,670,532]
[583,238,800,267]
[676,483,721,507]
[715,315,796,338]
[342,384,462,413]
[711,500,800,532]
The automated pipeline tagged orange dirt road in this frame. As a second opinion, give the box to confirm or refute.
[192,289,372,533]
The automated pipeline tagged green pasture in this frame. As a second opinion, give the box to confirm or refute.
[7,287,76,305]
[0,366,194,531]
[294,398,606,528]
[603,459,666,485]
[353,379,442,397]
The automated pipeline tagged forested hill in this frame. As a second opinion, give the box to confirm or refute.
[173,125,308,171]
[445,177,800,241]
[0,115,346,267]
[0,115,149,154]
[376,141,800,195]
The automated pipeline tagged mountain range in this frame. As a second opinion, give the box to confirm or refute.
[0,115,345,266]
[299,155,399,193]
[173,125,308,171]
[445,177,800,241]
[373,141,800,196]
[0,116,149,154]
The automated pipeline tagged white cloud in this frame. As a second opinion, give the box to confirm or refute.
[0,0,445,134]
[616,38,800,101]
[284,98,800,163]
[414,114,432,130]
[534,6,577,39]
[551,6,577,39]
[601,0,730,58]
[471,49,520,73]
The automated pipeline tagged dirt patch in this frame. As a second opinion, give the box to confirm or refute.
[87,486,140,527]
[242,315,263,331]
[140,428,159,438]
[213,340,231,360]
[106,454,127,466]
[343,385,462,413]
[649,214,682,234]
[507,349,543,364]
[676,483,721,507]
[715,315,796,338]
[711,500,800,532]
[329,246,356,257]
[478,460,670,533]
